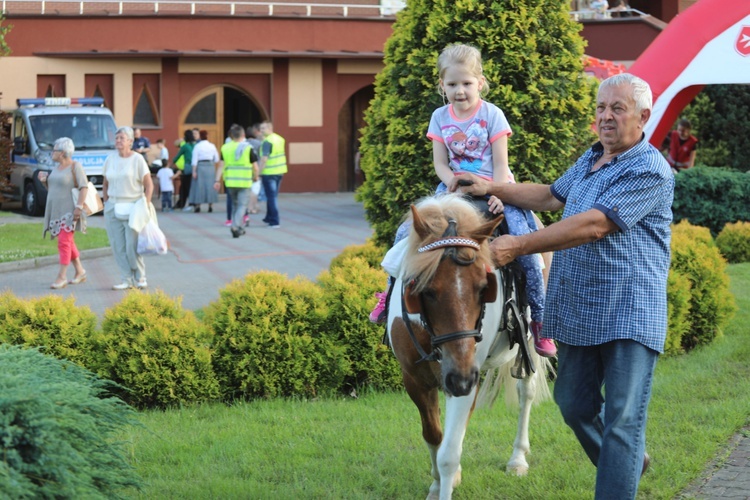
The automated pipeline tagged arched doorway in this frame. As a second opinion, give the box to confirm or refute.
[180,85,265,146]
[338,84,374,191]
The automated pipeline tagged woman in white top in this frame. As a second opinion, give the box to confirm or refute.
[188,129,219,213]
[102,126,154,290]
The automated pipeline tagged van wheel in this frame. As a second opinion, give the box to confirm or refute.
[23,182,42,216]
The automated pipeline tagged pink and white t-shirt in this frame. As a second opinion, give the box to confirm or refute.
[426,100,512,181]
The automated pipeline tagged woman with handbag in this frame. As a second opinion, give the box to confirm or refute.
[40,137,88,289]
[102,126,154,290]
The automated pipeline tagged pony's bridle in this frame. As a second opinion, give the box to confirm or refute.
[401,219,497,363]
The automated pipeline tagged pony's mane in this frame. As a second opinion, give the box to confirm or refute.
[401,194,493,293]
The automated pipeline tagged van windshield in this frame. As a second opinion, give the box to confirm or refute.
[30,114,117,150]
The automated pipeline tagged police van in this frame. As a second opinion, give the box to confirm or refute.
[3,97,117,215]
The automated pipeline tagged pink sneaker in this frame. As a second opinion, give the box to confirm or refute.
[369,291,388,324]
[224,220,232,227]
[243,215,250,227]
[531,321,556,357]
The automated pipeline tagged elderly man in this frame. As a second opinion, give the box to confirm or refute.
[453,73,674,499]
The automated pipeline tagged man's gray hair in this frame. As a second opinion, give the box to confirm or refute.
[54,137,75,158]
[599,73,653,112]
[115,126,134,141]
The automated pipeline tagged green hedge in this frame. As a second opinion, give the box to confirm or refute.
[670,221,737,351]
[0,292,98,366]
[318,256,402,391]
[0,231,738,406]
[95,291,220,409]
[206,271,348,400]
[716,221,750,264]
[672,167,750,235]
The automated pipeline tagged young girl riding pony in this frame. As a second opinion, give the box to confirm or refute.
[370,43,556,357]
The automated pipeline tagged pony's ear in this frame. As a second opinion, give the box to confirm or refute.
[482,271,498,304]
[470,213,504,244]
[404,280,422,314]
[410,205,431,240]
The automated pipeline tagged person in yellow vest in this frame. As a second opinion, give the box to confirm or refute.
[215,124,259,238]
[258,120,287,228]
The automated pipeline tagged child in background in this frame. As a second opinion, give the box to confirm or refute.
[156,163,179,212]
[370,43,556,357]
[153,138,170,167]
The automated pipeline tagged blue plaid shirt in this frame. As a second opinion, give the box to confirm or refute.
[544,135,674,353]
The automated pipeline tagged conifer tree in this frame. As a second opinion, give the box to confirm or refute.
[0,17,11,194]
[357,0,598,245]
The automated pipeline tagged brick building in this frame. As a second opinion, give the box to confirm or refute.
[0,0,688,192]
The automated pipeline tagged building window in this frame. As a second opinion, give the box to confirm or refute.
[133,84,159,126]
[37,75,66,98]
[185,93,216,124]
[85,74,114,112]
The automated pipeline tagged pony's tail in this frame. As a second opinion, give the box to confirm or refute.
[476,350,554,409]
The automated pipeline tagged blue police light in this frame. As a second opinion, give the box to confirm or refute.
[16,97,105,107]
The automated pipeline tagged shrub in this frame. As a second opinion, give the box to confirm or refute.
[0,345,140,498]
[0,292,98,367]
[664,269,691,356]
[96,291,220,409]
[357,0,597,245]
[318,257,402,392]
[207,271,348,400]
[670,221,736,350]
[329,240,386,271]
[716,221,750,264]
[672,167,750,235]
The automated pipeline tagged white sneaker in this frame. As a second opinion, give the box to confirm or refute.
[136,279,148,289]
[113,282,131,290]
[182,206,194,212]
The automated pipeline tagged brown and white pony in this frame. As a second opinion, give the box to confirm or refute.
[386,194,551,500]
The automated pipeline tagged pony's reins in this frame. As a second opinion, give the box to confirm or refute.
[401,219,490,363]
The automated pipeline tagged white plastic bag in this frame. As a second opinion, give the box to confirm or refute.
[137,219,168,255]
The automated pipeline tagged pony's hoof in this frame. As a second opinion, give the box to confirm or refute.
[426,481,440,500]
[507,463,529,476]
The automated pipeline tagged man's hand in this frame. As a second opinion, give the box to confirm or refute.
[489,235,521,267]
[450,173,490,197]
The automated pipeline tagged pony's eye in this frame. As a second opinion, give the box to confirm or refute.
[423,289,438,301]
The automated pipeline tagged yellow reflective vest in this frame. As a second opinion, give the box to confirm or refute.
[262,133,287,176]
[220,141,253,189]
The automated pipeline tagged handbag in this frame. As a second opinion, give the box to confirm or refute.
[114,202,134,220]
[70,166,103,216]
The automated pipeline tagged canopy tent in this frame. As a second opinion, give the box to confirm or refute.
[628,0,750,146]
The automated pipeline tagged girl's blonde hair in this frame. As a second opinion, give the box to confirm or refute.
[437,43,490,97]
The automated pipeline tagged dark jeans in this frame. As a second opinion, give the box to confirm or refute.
[261,174,283,226]
[177,174,192,208]
[161,191,173,210]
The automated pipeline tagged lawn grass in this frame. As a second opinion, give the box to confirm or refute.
[0,222,109,263]
[120,264,750,499]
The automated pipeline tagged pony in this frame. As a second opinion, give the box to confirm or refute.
[386,193,552,500]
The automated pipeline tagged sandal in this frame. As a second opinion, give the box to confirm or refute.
[50,279,68,289]
[69,272,87,285]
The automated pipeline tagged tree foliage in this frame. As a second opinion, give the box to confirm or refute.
[357,0,598,245]
[680,84,750,171]
[0,16,11,194]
